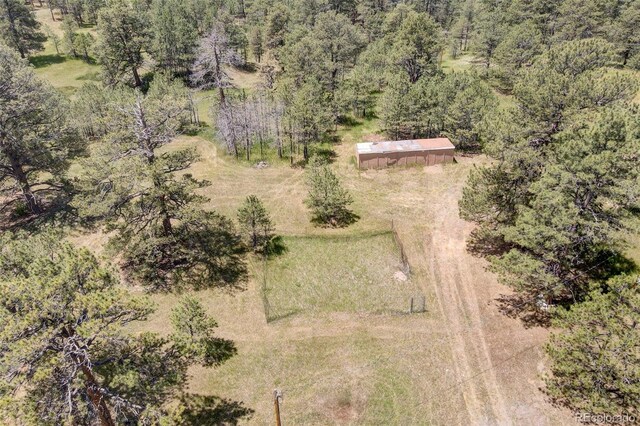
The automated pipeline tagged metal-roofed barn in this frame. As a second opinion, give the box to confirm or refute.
[355,138,455,169]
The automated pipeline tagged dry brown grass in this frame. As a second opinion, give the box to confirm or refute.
[115,129,577,424]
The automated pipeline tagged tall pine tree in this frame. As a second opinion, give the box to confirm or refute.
[0,45,76,216]
[0,232,235,425]
[0,0,45,58]
[74,76,246,291]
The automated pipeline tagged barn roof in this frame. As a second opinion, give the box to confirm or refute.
[356,138,455,154]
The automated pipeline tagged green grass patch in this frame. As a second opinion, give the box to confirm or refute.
[262,232,420,320]
[33,54,101,93]
[337,114,381,146]
[441,53,475,73]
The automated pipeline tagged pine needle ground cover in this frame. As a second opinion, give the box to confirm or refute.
[261,232,420,320]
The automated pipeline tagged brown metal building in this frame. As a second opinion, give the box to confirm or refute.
[356,138,455,169]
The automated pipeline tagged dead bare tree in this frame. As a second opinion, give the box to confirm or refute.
[215,89,284,161]
[191,22,244,106]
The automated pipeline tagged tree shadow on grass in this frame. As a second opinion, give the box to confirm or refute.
[310,146,338,164]
[266,309,300,323]
[0,192,82,233]
[311,210,360,228]
[465,228,512,257]
[265,235,287,258]
[337,115,361,127]
[590,250,638,281]
[29,54,66,68]
[236,62,257,72]
[178,394,254,425]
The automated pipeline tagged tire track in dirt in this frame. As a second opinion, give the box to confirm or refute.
[425,182,511,425]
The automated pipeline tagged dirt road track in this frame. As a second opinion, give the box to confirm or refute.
[427,187,511,425]
[404,160,576,425]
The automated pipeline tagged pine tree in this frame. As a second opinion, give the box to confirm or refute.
[0,45,76,216]
[380,72,413,139]
[338,65,376,118]
[264,3,289,49]
[493,22,543,86]
[150,0,198,75]
[459,40,640,317]
[545,274,640,418]
[170,294,236,365]
[489,107,640,313]
[610,0,640,66]
[472,0,505,68]
[440,72,497,149]
[237,195,274,253]
[43,25,61,54]
[0,0,46,58]
[287,79,333,160]
[73,76,246,291]
[380,71,496,145]
[305,157,355,227]
[74,32,94,62]
[0,232,235,425]
[313,11,366,98]
[553,0,606,42]
[389,11,444,82]
[61,16,79,57]
[249,25,264,63]
[95,0,149,86]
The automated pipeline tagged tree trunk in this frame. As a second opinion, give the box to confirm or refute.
[251,220,257,250]
[275,116,282,159]
[7,151,41,214]
[132,67,142,87]
[81,364,117,426]
[237,0,246,17]
[63,325,116,426]
[289,124,294,166]
[48,0,55,20]
[213,48,227,106]
[161,208,173,235]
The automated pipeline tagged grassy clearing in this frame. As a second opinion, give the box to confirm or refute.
[29,6,101,95]
[32,56,101,95]
[441,53,476,73]
[165,135,392,237]
[189,330,463,425]
[337,114,381,143]
[261,232,420,320]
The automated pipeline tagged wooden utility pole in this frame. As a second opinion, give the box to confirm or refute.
[273,389,282,426]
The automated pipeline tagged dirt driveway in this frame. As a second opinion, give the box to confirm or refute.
[391,156,577,425]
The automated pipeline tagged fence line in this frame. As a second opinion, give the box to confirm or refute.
[260,254,271,322]
[391,219,411,275]
[260,223,418,322]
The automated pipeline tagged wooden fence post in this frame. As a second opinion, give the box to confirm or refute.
[274,389,282,426]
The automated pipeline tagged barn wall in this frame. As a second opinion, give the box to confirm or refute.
[357,149,455,169]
